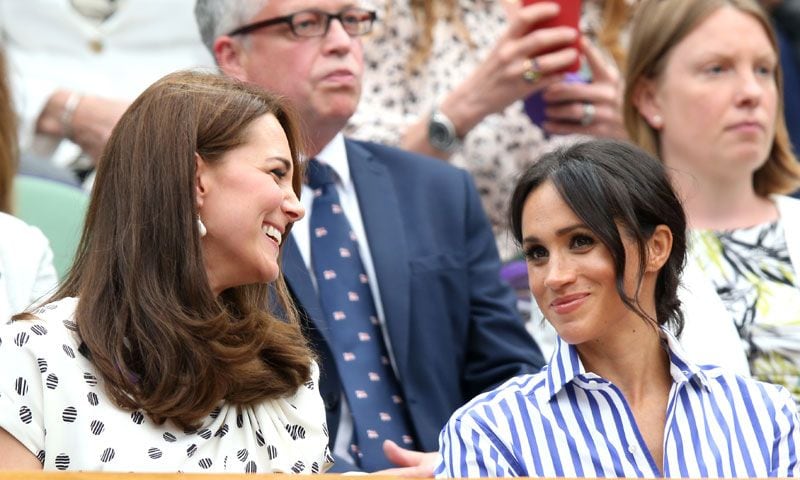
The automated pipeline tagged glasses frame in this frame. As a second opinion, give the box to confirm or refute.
[227,7,377,38]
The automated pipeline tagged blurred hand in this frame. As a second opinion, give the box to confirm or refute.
[441,1,580,133]
[70,95,130,163]
[370,440,438,477]
[540,37,628,139]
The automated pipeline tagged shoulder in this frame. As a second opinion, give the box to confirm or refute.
[0,212,49,248]
[345,138,470,180]
[0,298,80,353]
[699,366,799,417]
[447,372,548,428]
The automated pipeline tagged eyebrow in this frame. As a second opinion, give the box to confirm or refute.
[269,156,293,171]
[523,223,586,244]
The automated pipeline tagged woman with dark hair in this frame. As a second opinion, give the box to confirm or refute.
[436,139,799,478]
[0,70,332,473]
[625,0,800,400]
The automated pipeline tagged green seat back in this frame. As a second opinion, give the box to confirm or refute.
[13,175,89,279]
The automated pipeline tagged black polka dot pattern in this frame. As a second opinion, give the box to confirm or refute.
[15,377,28,396]
[55,453,70,470]
[89,420,105,435]
[100,448,115,463]
[131,411,145,425]
[19,405,33,424]
[0,299,331,473]
[62,406,77,423]
[30,325,47,336]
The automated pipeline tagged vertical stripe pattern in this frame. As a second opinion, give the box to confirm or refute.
[436,330,800,478]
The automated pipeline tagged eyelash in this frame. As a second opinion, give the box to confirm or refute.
[524,234,595,263]
[270,168,288,179]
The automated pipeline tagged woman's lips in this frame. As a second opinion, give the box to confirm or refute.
[550,293,589,315]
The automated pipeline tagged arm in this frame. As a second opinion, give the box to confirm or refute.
[436,413,517,478]
[772,387,800,476]
[349,2,578,161]
[35,90,129,163]
[0,429,41,471]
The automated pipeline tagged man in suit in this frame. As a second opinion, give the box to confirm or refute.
[195,0,544,473]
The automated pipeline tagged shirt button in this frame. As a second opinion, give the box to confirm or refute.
[628,444,638,454]
[88,38,104,53]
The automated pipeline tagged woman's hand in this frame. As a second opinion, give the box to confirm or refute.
[370,440,438,477]
[540,37,628,139]
[439,1,580,135]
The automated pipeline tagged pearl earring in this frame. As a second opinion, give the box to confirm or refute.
[651,114,663,127]
[197,215,207,238]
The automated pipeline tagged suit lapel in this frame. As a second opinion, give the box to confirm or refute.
[282,236,329,335]
[346,141,412,380]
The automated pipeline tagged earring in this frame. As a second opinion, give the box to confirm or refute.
[651,114,663,128]
[197,215,207,238]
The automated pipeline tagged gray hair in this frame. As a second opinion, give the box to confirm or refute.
[194,0,270,53]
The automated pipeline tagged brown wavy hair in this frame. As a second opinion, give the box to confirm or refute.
[41,70,312,429]
[0,48,17,214]
[623,0,800,195]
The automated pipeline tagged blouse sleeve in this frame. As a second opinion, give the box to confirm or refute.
[0,320,48,459]
[771,385,800,476]
[435,410,517,478]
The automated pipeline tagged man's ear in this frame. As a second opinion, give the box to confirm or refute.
[195,152,209,209]
[645,225,673,273]
[214,36,249,82]
[632,78,664,130]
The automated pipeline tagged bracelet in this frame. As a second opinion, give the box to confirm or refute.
[60,92,82,140]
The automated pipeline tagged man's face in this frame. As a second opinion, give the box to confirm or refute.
[217,0,365,136]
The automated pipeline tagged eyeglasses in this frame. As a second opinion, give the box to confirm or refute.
[228,7,377,38]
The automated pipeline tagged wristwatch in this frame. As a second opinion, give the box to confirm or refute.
[427,107,462,152]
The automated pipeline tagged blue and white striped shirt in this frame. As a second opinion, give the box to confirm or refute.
[436,330,799,477]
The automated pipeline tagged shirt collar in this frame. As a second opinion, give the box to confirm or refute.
[545,327,711,400]
[311,133,350,188]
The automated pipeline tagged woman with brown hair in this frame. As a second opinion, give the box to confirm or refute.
[625,0,800,399]
[0,70,331,473]
[0,47,58,321]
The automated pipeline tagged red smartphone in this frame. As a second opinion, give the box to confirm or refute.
[522,0,582,73]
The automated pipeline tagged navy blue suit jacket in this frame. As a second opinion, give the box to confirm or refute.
[281,139,544,470]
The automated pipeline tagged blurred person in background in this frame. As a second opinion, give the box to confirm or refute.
[625,0,800,400]
[0,47,58,321]
[0,0,213,185]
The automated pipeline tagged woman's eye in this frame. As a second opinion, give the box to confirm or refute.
[756,64,775,78]
[706,64,725,75]
[524,245,548,262]
[270,168,288,179]
[571,234,594,250]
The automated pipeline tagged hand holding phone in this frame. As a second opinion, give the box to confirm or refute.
[521,0,582,73]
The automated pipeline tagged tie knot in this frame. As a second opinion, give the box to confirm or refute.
[306,158,337,190]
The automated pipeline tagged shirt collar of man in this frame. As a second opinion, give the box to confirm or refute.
[312,132,350,188]
[544,328,712,401]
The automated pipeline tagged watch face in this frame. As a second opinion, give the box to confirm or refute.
[428,115,456,151]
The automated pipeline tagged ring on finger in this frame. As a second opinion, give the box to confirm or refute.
[522,58,542,84]
[580,102,596,126]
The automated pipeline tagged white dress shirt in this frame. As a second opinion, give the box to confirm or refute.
[292,133,398,466]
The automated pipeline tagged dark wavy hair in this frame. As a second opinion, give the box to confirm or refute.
[31,70,312,429]
[509,139,687,335]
